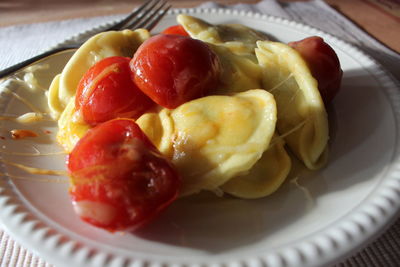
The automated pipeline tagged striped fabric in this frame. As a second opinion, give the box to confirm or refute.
[0,231,52,267]
[336,217,400,266]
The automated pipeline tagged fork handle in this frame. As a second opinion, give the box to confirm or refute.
[0,44,80,80]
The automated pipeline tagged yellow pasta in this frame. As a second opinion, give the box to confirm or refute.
[53,15,332,199]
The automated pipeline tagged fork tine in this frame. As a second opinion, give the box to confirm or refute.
[123,0,168,30]
[105,1,153,31]
[141,5,171,31]
[115,0,164,31]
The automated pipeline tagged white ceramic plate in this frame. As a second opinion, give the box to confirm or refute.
[1,8,400,267]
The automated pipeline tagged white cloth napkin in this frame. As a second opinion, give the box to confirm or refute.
[1,0,400,266]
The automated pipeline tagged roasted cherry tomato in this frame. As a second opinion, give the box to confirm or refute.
[67,119,181,232]
[162,25,189,36]
[130,34,220,109]
[289,36,343,105]
[75,56,154,126]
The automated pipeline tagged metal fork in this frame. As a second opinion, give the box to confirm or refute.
[0,0,170,79]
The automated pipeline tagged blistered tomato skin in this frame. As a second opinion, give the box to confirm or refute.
[130,34,221,109]
[67,119,181,232]
[162,25,189,36]
[289,36,343,105]
[75,56,155,126]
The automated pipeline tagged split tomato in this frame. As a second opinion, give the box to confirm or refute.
[67,119,181,232]
[75,56,154,126]
[130,34,221,109]
[289,36,343,105]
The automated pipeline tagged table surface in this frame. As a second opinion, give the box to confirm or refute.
[0,0,399,53]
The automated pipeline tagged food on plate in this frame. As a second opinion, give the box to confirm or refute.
[137,89,278,196]
[46,14,342,231]
[57,98,91,153]
[289,36,343,105]
[48,29,150,119]
[177,14,268,55]
[255,41,329,170]
[220,134,291,199]
[180,14,335,169]
[68,118,180,231]
[211,44,263,94]
[75,56,154,125]
[177,15,264,94]
[10,129,38,139]
[130,34,220,108]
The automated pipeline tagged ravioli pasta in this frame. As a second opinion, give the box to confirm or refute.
[52,14,332,199]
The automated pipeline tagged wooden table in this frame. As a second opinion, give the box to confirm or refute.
[1,0,399,53]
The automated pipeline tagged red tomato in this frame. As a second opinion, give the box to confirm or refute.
[289,36,343,105]
[162,25,189,36]
[67,119,181,232]
[130,34,221,109]
[75,56,154,126]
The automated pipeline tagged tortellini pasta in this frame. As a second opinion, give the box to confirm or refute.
[177,14,267,55]
[255,41,329,169]
[56,98,90,153]
[53,14,332,199]
[137,89,277,196]
[178,15,329,170]
[57,89,287,198]
[221,135,291,199]
[210,44,263,94]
